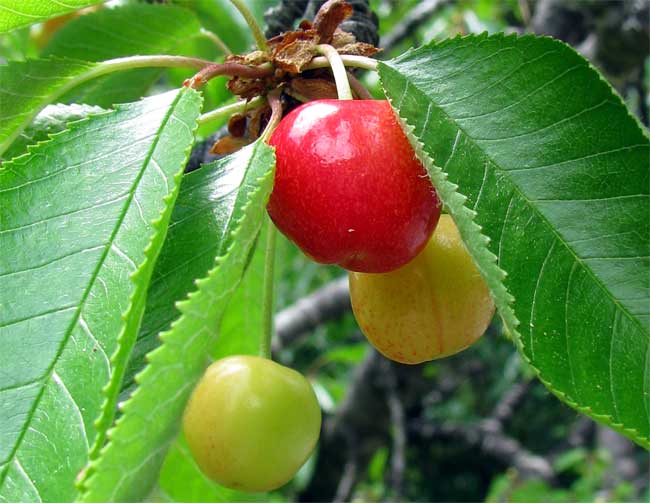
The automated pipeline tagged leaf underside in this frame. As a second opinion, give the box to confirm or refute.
[379,34,649,447]
[0,88,202,503]
[79,141,276,503]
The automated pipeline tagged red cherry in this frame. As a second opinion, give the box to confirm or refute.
[268,99,441,273]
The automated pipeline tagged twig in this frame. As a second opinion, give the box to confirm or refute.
[381,0,452,51]
[637,63,649,127]
[414,420,554,481]
[300,350,388,502]
[492,380,531,426]
[412,419,554,481]
[333,428,360,503]
[272,276,350,352]
[333,457,358,503]
[384,362,407,502]
[518,0,532,28]
[597,425,640,490]
[566,416,594,449]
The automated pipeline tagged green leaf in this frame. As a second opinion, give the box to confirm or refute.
[0,26,36,61]
[166,35,231,121]
[153,223,273,503]
[172,0,252,54]
[79,141,276,502]
[0,88,202,503]
[122,151,270,390]
[158,436,267,503]
[3,102,105,160]
[0,58,96,156]
[42,4,201,107]
[216,222,271,359]
[0,0,102,33]
[379,34,650,447]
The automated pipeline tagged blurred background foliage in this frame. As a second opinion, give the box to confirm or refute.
[1,0,647,501]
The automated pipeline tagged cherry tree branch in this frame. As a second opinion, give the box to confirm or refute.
[380,0,453,51]
[411,419,555,482]
[491,380,532,425]
[272,276,350,353]
[384,361,407,502]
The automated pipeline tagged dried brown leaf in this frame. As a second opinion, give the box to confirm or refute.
[313,0,353,44]
[289,77,338,100]
[227,77,267,99]
[337,42,382,57]
[274,39,318,73]
[209,136,251,155]
[331,28,357,48]
[227,113,247,137]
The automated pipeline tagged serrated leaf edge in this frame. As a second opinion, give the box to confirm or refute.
[77,140,275,500]
[0,103,125,493]
[85,88,203,465]
[0,90,202,497]
[0,56,101,157]
[381,38,650,447]
[397,31,650,140]
[0,0,103,34]
[2,104,111,164]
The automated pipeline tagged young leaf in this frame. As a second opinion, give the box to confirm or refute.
[0,0,101,33]
[3,103,105,161]
[0,88,202,502]
[379,34,649,447]
[42,4,201,107]
[78,141,276,503]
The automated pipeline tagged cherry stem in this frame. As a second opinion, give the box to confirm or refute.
[184,62,273,89]
[258,89,283,359]
[315,44,353,100]
[200,28,233,55]
[230,0,268,52]
[197,95,266,126]
[259,217,277,359]
[259,89,283,142]
[305,54,379,72]
[0,54,214,158]
[102,54,213,71]
[347,71,373,99]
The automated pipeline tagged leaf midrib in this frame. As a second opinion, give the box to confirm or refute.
[386,65,649,341]
[382,63,650,439]
[0,90,185,490]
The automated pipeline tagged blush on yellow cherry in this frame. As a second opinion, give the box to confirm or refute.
[349,214,495,364]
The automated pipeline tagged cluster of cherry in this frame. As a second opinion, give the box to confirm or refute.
[183,98,495,493]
